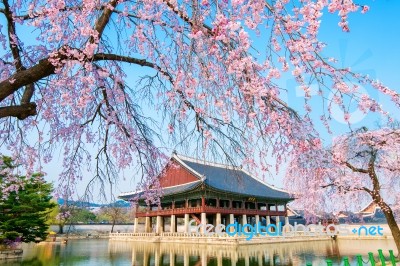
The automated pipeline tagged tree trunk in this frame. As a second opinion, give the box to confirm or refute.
[381,204,400,256]
[111,220,115,233]
[58,224,64,234]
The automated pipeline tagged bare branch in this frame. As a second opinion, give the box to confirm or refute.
[0,102,37,119]
[344,161,369,173]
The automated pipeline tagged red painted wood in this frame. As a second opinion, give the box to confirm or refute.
[135,206,287,217]
[158,161,198,187]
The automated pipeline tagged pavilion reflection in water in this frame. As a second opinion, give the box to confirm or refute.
[108,241,337,266]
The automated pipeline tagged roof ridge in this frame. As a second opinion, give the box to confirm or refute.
[174,153,241,170]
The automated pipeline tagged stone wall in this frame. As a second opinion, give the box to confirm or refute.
[0,249,23,260]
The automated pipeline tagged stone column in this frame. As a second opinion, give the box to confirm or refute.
[170,215,176,233]
[217,253,223,266]
[143,250,149,266]
[132,246,137,265]
[156,216,163,234]
[285,216,289,226]
[276,216,280,225]
[242,214,248,232]
[145,217,152,233]
[216,213,222,226]
[245,255,250,266]
[201,212,207,234]
[155,249,160,266]
[184,251,189,266]
[255,215,260,233]
[229,214,235,232]
[133,217,139,233]
[201,250,207,266]
[266,215,271,225]
[184,213,190,233]
[257,253,263,266]
[170,252,175,266]
[276,216,281,235]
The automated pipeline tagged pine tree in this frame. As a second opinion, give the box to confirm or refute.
[0,157,55,246]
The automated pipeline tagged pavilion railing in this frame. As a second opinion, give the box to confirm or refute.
[135,206,285,217]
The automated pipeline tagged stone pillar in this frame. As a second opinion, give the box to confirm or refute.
[276,216,281,235]
[217,253,222,266]
[184,213,190,233]
[255,215,260,233]
[201,212,207,234]
[184,251,189,266]
[132,246,137,265]
[216,213,222,226]
[242,214,248,232]
[201,250,207,266]
[145,217,152,233]
[133,217,139,233]
[143,250,149,266]
[257,253,263,266]
[245,255,250,266]
[266,215,271,225]
[156,216,163,234]
[276,216,280,225]
[170,215,176,233]
[284,216,290,233]
[155,249,160,266]
[170,252,175,266]
[229,214,235,232]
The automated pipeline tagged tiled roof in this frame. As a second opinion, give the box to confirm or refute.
[118,180,202,201]
[180,158,292,200]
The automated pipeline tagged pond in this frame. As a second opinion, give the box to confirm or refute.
[0,238,397,266]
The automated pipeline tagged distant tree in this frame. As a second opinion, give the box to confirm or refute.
[69,208,97,224]
[0,156,55,246]
[98,204,130,232]
[47,204,71,234]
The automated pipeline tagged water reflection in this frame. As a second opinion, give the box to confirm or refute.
[1,238,396,266]
[109,239,397,266]
[110,240,337,265]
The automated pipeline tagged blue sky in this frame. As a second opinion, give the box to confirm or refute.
[116,1,400,199]
[2,1,400,201]
[50,1,400,199]
[282,0,400,137]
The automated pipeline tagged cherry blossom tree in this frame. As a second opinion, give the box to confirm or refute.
[0,0,399,199]
[286,127,400,254]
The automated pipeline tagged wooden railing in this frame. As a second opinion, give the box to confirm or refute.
[135,206,285,217]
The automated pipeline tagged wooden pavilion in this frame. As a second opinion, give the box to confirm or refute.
[119,153,293,234]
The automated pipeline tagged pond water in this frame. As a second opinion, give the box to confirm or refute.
[0,239,395,266]
[0,238,397,266]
